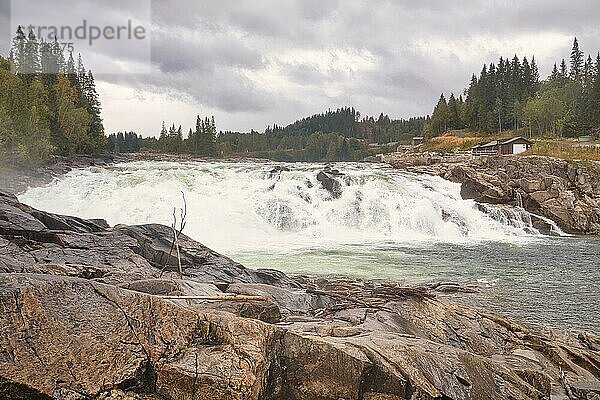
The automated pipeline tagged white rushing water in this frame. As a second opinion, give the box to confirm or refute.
[20,161,545,255]
[20,161,600,332]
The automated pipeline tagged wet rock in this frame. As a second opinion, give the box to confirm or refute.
[453,166,508,204]
[570,381,600,398]
[0,202,47,233]
[530,214,561,236]
[431,282,479,294]
[267,165,290,177]
[317,171,343,199]
[1,194,599,399]
[396,156,600,234]
[323,164,344,176]
[117,223,281,285]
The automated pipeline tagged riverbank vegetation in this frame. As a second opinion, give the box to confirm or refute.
[524,140,600,162]
[107,108,426,162]
[2,28,600,164]
[428,38,600,139]
[0,27,104,166]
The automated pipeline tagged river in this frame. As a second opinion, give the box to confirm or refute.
[19,160,600,332]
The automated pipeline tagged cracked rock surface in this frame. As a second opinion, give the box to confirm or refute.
[0,189,599,400]
[386,154,600,235]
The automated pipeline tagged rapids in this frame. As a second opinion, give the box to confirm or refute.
[19,161,599,331]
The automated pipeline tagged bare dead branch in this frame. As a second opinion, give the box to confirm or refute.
[160,191,187,278]
[155,294,270,301]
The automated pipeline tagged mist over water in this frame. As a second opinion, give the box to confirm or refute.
[19,161,600,332]
[20,161,541,251]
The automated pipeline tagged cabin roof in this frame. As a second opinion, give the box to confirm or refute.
[472,136,531,149]
[500,136,532,145]
[473,140,499,149]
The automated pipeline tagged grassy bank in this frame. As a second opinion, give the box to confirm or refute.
[525,140,600,161]
[419,135,484,152]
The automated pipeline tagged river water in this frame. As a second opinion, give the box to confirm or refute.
[19,161,600,332]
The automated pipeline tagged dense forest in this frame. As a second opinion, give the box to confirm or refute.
[3,28,599,165]
[109,107,427,162]
[0,27,104,165]
[107,116,218,156]
[427,38,600,138]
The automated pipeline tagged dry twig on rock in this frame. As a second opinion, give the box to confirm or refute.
[163,191,187,278]
[155,294,270,301]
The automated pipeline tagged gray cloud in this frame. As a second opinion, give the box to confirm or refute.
[0,0,12,55]
[2,0,600,133]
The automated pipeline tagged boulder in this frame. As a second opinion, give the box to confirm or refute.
[317,171,343,199]
[0,191,599,399]
[453,167,508,204]
[404,156,600,235]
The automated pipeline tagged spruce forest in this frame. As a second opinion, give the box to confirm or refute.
[2,29,600,164]
[0,27,104,165]
[427,38,600,138]
[107,37,600,161]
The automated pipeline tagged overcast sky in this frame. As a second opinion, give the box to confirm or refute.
[2,0,600,137]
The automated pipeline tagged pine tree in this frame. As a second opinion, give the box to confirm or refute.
[531,56,539,82]
[431,94,449,135]
[583,55,594,88]
[23,29,41,76]
[560,59,568,83]
[84,70,104,149]
[464,74,480,130]
[569,37,584,81]
[591,60,600,128]
[521,57,532,99]
[65,51,78,88]
[9,26,26,74]
[447,93,462,129]
[76,55,87,91]
[509,55,522,100]
[550,63,560,81]
[50,37,65,74]
[39,39,52,75]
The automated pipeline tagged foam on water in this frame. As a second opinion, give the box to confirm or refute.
[20,160,545,256]
[19,161,600,331]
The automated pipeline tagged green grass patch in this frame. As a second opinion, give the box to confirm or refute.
[525,140,600,161]
[420,136,484,152]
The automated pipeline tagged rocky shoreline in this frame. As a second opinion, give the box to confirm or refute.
[385,153,600,235]
[1,186,600,399]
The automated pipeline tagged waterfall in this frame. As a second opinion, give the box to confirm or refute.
[19,161,548,255]
[477,190,566,237]
[515,190,524,209]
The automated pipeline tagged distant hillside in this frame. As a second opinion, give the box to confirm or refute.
[266,107,427,144]
[108,107,428,162]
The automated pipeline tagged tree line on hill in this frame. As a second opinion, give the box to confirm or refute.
[107,107,428,162]
[427,38,600,138]
[5,28,599,165]
[0,26,104,165]
[106,115,218,156]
